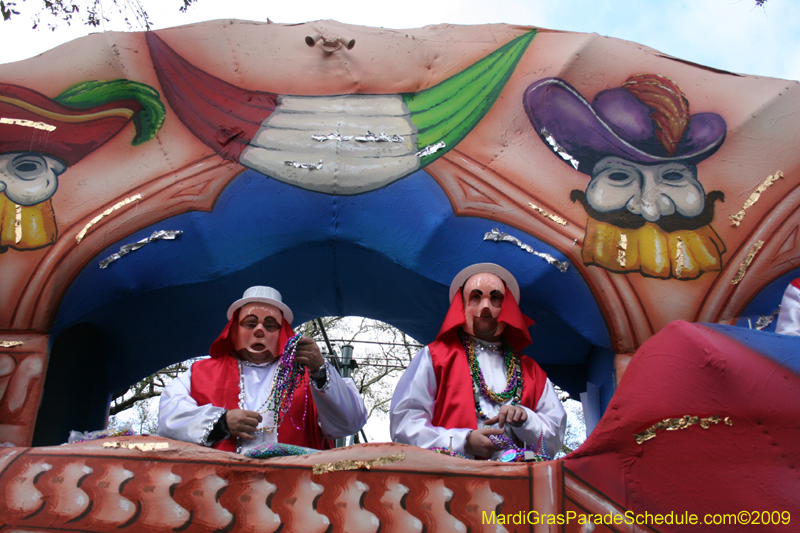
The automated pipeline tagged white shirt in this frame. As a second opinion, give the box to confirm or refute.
[390,340,567,460]
[158,359,367,453]
[776,282,800,336]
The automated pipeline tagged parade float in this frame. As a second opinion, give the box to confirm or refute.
[0,19,798,532]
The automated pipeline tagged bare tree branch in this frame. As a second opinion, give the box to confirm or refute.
[2,0,198,30]
[108,360,193,416]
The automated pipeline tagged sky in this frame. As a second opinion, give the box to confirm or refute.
[0,0,798,81]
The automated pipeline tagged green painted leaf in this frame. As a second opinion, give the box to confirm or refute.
[55,79,166,145]
[405,30,536,167]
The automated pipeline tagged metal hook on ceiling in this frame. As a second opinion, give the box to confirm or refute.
[305,33,356,53]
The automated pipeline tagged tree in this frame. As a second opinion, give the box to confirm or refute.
[0,0,772,31]
[555,387,585,457]
[109,359,196,416]
[298,317,421,421]
[108,397,158,434]
[0,0,198,29]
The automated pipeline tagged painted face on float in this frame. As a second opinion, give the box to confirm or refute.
[586,156,705,223]
[462,272,506,342]
[0,152,65,206]
[231,302,283,364]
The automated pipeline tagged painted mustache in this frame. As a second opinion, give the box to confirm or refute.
[571,189,724,232]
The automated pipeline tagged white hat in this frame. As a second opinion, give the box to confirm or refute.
[448,263,520,303]
[227,286,294,324]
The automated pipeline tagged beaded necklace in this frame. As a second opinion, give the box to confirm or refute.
[491,431,551,462]
[430,436,469,459]
[459,329,522,421]
[428,432,550,463]
[239,334,308,434]
[430,447,469,459]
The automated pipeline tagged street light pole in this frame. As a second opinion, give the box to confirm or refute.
[313,320,367,447]
[340,344,354,378]
[334,344,359,447]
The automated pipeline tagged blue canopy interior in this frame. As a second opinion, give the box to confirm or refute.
[34,169,631,443]
[702,323,800,375]
[735,268,800,332]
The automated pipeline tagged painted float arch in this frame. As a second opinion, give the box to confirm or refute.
[0,19,798,532]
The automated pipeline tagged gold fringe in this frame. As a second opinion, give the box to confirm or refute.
[313,453,405,474]
[1,198,57,249]
[582,219,725,280]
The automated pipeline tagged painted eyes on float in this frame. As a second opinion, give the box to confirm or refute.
[586,156,706,222]
[606,171,632,182]
[11,154,48,180]
[662,169,691,181]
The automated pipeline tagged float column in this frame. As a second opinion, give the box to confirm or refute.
[0,331,49,446]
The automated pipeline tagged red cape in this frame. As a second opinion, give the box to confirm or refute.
[428,291,548,431]
[190,312,332,451]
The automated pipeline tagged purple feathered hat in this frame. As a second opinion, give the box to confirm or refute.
[523,76,727,175]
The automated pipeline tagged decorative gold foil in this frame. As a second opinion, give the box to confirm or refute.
[528,202,568,226]
[635,415,732,444]
[675,236,685,279]
[729,171,783,227]
[616,233,627,268]
[0,117,56,131]
[76,194,143,243]
[731,241,764,285]
[484,228,569,272]
[14,204,22,244]
[103,441,170,451]
[312,452,405,475]
[0,340,23,348]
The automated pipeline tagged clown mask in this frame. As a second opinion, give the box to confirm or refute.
[462,272,506,342]
[231,302,283,364]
